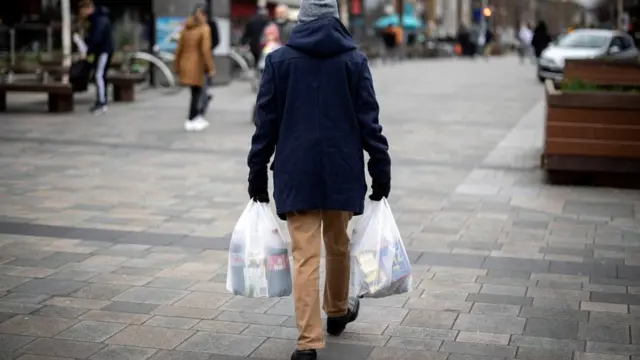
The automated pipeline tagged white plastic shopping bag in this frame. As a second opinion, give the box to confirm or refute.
[226,201,292,298]
[350,198,412,298]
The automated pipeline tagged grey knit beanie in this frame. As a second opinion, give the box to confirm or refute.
[297,0,339,23]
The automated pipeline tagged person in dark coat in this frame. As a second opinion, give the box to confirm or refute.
[241,7,270,67]
[79,0,114,114]
[531,20,552,59]
[246,0,391,358]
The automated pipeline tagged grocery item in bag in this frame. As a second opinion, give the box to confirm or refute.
[227,201,292,298]
[350,199,412,298]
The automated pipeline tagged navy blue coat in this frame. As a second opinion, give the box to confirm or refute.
[86,7,114,55]
[247,16,391,220]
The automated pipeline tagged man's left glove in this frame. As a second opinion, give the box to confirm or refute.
[248,179,269,203]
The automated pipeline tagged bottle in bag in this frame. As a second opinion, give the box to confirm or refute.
[266,247,292,297]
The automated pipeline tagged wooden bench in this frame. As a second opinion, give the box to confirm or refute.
[106,73,145,102]
[0,82,74,112]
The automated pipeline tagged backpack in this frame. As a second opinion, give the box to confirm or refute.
[209,20,220,49]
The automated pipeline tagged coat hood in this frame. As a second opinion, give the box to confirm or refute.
[89,6,109,21]
[287,16,356,58]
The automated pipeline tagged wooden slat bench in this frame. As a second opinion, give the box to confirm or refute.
[106,73,145,102]
[0,82,74,112]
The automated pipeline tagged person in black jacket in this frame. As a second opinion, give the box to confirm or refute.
[241,7,270,67]
[79,0,114,114]
[531,20,552,60]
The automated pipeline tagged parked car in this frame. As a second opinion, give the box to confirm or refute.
[537,29,638,83]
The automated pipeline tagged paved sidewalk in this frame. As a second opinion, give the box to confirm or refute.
[0,57,640,360]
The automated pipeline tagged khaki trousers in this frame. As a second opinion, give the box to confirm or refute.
[287,210,352,350]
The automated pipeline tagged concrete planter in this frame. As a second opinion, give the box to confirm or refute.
[542,80,640,186]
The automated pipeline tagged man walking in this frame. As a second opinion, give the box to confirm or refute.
[274,4,296,43]
[246,1,391,359]
[241,7,270,67]
[79,0,114,114]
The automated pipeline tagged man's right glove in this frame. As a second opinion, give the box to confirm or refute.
[369,182,390,201]
[248,178,269,203]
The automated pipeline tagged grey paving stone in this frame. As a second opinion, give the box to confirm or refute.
[0,351,17,360]
[219,297,277,313]
[403,298,472,313]
[456,331,509,346]
[112,267,161,277]
[112,288,189,305]
[466,293,533,306]
[143,316,199,330]
[105,325,194,350]
[475,275,535,287]
[146,278,199,290]
[589,312,640,326]
[14,355,74,360]
[19,338,104,358]
[0,293,51,304]
[486,270,531,280]
[6,253,89,270]
[0,315,77,337]
[536,280,583,290]
[518,306,588,322]
[441,341,517,358]
[9,279,86,296]
[470,303,521,316]
[70,284,131,300]
[400,310,457,329]
[586,341,640,356]
[0,313,13,322]
[151,306,220,320]
[563,201,634,218]
[117,233,184,246]
[446,355,506,360]
[515,347,573,360]
[357,306,409,324]
[591,292,640,306]
[55,320,127,342]
[0,303,41,315]
[383,326,457,340]
[384,337,442,351]
[148,350,211,360]
[415,252,485,268]
[480,284,527,296]
[579,323,630,344]
[524,318,579,340]
[549,261,616,278]
[448,242,503,251]
[367,346,446,360]
[453,313,525,335]
[540,247,594,258]
[214,311,287,326]
[79,310,151,325]
[241,325,299,339]
[34,306,89,318]
[47,270,99,281]
[575,353,630,360]
[0,276,30,292]
[101,301,159,314]
[192,320,248,334]
[177,332,264,356]
[89,345,157,360]
[0,334,34,351]
[482,258,549,273]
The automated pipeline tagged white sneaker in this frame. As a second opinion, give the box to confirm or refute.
[184,120,195,132]
[190,116,210,132]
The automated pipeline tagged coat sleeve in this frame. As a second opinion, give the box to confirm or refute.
[86,16,108,55]
[247,55,279,187]
[173,31,185,74]
[200,26,215,74]
[355,58,391,184]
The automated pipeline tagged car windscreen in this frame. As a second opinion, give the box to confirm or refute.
[556,32,610,48]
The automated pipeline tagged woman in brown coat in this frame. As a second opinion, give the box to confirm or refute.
[174,5,215,132]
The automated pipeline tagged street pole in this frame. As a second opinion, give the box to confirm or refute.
[617,0,624,30]
[61,0,71,84]
[480,0,488,38]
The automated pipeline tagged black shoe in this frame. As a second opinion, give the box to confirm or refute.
[291,349,317,360]
[326,297,360,336]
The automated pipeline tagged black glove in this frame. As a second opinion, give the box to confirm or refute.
[248,180,269,203]
[369,182,390,201]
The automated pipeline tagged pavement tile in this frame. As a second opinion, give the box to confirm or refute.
[0,275,30,292]
[19,338,104,358]
[9,279,86,296]
[523,318,579,340]
[579,323,630,344]
[515,347,573,360]
[13,355,75,360]
[383,325,457,340]
[519,306,589,321]
[213,311,286,325]
[470,303,521,316]
[0,334,34,351]
[400,309,457,328]
[105,325,194,349]
[173,293,232,309]
[384,336,442,351]
[43,296,110,309]
[0,294,50,305]
[0,315,77,337]
[219,297,278,313]
[88,274,153,286]
[89,345,158,360]
[581,302,629,314]
[112,288,189,305]
[575,353,630,360]
[192,320,248,334]
[441,340,517,358]
[101,301,159,314]
[367,346,446,360]
[466,293,533,306]
[456,331,510,345]
[80,310,151,325]
[143,316,200,330]
[177,331,265,356]
[151,306,220,320]
[33,306,89,318]
[241,325,299,340]
[70,284,131,300]
[148,350,211,360]
[453,313,525,335]
[586,342,640,356]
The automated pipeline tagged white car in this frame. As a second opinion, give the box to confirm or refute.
[537,29,639,83]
